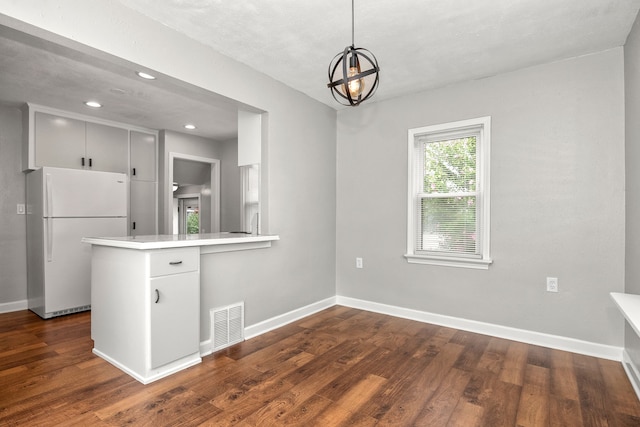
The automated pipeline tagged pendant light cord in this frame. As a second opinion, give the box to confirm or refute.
[351,0,355,47]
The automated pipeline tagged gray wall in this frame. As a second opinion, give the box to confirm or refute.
[625,12,640,369]
[336,48,626,346]
[0,104,27,307]
[220,139,241,232]
[0,3,337,336]
[3,1,630,354]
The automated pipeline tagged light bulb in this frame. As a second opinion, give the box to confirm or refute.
[347,66,365,98]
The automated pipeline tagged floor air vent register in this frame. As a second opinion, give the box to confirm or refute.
[211,302,245,352]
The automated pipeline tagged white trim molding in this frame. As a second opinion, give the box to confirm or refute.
[336,295,623,361]
[244,296,337,340]
[201,296,337,356]
[0,299,28,314]
[199,295,622,363]
[407,116,492,270]
[93,348,201,385]
[404,253,492,270]
[622,350,640,401]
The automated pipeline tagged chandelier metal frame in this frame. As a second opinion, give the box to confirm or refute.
[327,0,380,107]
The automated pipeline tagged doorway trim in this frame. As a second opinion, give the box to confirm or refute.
[168,152,220,234]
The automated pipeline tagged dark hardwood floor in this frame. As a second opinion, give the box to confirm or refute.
[1,305,639,426]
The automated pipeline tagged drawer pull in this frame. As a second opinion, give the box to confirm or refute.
[169,261,183,265]
[155,289,160,304]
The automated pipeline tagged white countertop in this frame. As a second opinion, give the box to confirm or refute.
[611,292,640,338]
[82,232,280,250]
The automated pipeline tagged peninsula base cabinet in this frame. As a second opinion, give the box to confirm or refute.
[90,246,201,384]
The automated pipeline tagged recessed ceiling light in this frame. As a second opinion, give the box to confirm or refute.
[84,101,102,108]
[136,71,156,80]
[109,87,128,95]
[184,124,197,130]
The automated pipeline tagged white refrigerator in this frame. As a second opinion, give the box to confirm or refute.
[26,167,127,319]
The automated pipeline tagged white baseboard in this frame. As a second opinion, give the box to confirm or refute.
[622,350,640,400]
[198,294,622,363]
[244,296,337,340]
[199,339,213,357]
[200,296,336,356]
[0,299,28,314]
[93,348,201,385]
[336,295,623,361]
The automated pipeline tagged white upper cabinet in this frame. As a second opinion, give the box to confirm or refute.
[23,104,159,238]
[28,110,128,173]
[130,131,157,181]
[33,112,86,170]
[86,122,129,174]
[238,110,261,166]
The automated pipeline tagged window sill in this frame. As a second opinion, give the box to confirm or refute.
[404,253,492,270]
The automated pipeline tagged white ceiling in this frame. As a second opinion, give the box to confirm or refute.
[117,0,640,106]
[1,0,639,140]
[0,24,241,141]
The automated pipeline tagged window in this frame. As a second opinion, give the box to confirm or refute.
[406,117,492,269]
[241,164,260,233]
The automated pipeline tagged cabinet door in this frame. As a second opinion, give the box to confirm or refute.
[150,271,199,369]
[130,180,157,236]
[34,112,86,169]
[85,122,129,173]
[130,131,157,181]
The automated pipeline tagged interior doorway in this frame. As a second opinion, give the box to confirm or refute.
[177,196,200,234]
[168,152,220,235]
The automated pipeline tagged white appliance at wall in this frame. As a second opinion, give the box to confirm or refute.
[26,167,127,319]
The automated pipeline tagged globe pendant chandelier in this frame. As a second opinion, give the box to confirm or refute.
[327,0,380,107]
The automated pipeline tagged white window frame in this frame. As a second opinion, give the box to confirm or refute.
[240,163,260,233]
[405,116,492,269]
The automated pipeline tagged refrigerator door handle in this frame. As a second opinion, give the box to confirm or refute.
[44,173,53,262]
[45,173,53,217]
[46,217,53,262]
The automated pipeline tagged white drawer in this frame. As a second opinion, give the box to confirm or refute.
[150,248,199,277]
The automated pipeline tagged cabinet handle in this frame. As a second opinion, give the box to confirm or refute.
[81,157,85,167]
[132,221,136,230]
[155,289,160,304]
[169,261,183,265]
[133,167,136,176]
[89,158,93,167]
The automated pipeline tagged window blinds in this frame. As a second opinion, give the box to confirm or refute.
[415,131,480,256]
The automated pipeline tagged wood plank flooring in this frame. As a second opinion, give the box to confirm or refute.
[1,306,639,426]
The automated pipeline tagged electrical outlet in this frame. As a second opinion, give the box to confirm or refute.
[546,277,558,293]
[17,204,25,215]
[356,257,363,269]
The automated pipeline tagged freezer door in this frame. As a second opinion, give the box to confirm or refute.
[43,167,127,218]
[43,217,127,314]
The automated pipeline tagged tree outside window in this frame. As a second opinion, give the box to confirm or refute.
[421,137,477,254]
[187,209,199,234]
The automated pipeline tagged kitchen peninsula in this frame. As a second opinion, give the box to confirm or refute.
[81,232,279,384]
